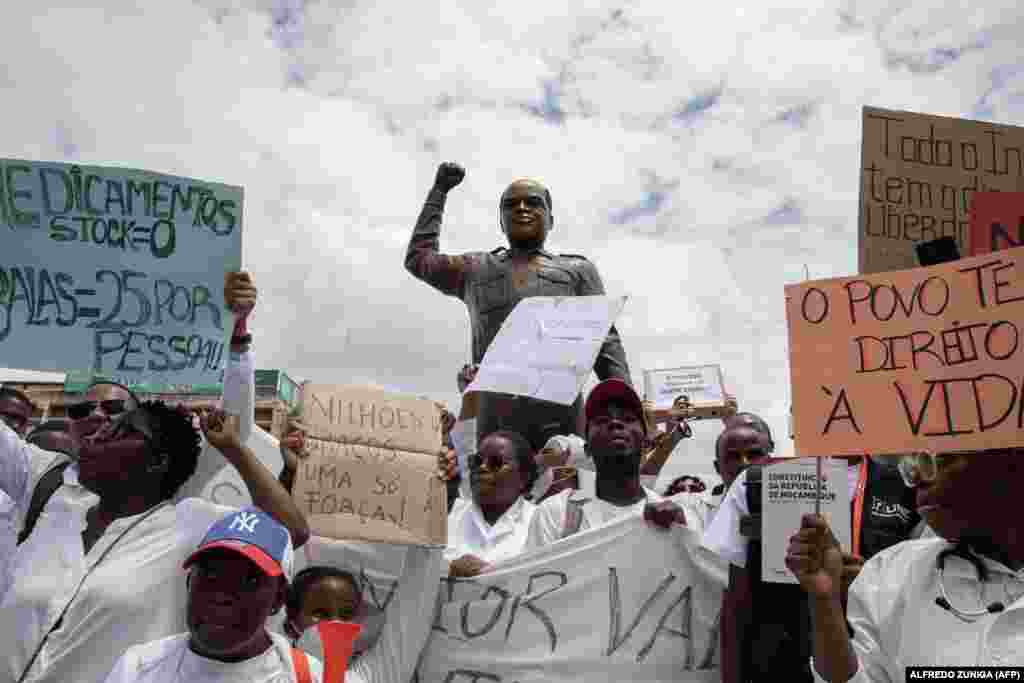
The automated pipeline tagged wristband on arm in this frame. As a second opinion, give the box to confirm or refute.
[231,312,251,346]
[232,313,249,335]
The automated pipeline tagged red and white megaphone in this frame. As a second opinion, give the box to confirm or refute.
[297,620,363,683]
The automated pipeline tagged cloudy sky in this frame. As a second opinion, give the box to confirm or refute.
[2,1,1022,483]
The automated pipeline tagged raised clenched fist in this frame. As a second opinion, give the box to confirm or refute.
[434,162,465,192]
[457,363,479,393]
[200,409,243,455]
[224,271,257,317]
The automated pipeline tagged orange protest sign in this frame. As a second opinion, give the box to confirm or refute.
[786,246,1024,456]
[970,192,1024,256]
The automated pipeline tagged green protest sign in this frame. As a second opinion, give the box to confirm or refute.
[1,159,243,387]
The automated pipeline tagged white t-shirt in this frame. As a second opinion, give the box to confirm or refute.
[812,538,1024,678]
[444,496,536,565]
[679,487,724,532]
[522,471,665,552]
[104,631,323,683]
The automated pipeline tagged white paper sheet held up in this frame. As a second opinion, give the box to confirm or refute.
[466,296,627,406]
[643,365,726,411]
[761,458,851,585]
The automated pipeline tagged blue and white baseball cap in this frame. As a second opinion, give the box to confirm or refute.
[184,506,294,579]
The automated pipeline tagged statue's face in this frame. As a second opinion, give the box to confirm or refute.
[500,180,551,246]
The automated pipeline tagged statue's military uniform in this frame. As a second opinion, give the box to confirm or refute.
[405,187,631,450]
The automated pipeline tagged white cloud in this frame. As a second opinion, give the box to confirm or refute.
[1,0,1022,484]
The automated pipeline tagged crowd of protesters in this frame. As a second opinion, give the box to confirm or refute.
[1,267,1020,683]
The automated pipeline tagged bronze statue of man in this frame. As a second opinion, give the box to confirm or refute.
[405,161,631,450]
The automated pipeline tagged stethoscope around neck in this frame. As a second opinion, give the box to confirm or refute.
[934,545,1007,623]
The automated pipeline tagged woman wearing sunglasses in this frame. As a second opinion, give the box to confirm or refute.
[787,448,1024,680]
[0,272,310,683]
[445,430,539,578]
[63,379,233,505]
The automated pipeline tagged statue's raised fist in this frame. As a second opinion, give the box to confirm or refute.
[434,162,465,192]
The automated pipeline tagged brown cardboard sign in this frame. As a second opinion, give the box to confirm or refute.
[293,385,446,546]
[293,442,447,546]
[296,384,442,454]
[859,106,1024,274]
[787,246,1024,456]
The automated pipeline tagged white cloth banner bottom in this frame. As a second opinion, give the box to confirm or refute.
[416,515,723,683]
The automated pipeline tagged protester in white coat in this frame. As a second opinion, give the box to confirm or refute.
[787,448,1024,680]
[446,430,539,577]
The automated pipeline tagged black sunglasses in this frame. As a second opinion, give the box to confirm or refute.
[501,196,547,210]
[67,399,129,421]
[469,453,518,472]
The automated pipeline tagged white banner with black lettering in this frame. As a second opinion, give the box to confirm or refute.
[416,515,724,683]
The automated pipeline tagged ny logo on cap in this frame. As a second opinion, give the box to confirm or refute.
[228,511,260,534]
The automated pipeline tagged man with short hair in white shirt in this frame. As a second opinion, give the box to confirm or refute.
[787,448,1024,680]
[522,379,692,550]
[104,506,322,683]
